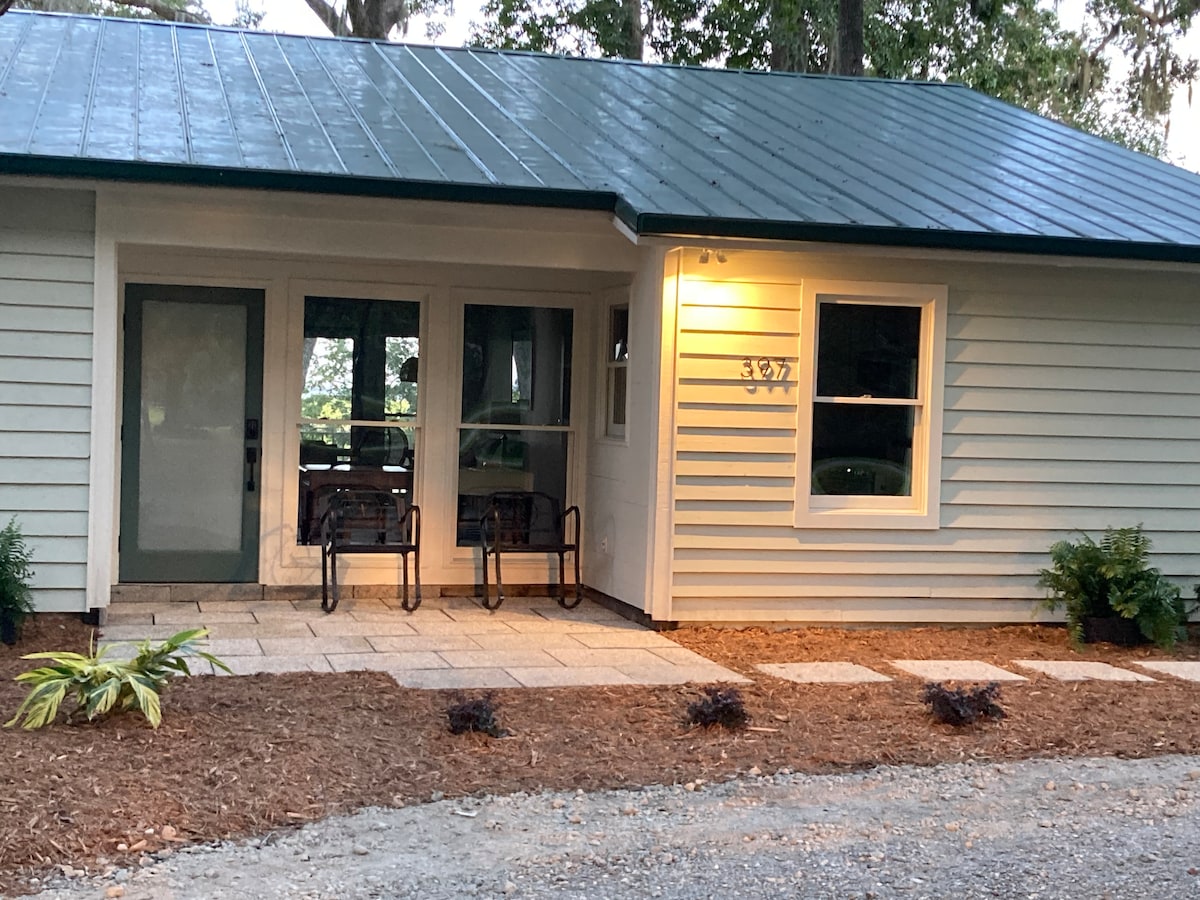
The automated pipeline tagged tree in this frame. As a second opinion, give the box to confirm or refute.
[468,0,1195,156]
[8,0,211,24]
[301,0,453,40]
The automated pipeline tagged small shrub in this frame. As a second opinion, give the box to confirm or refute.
[686,686,749,730]
[446,694,506,737]
[0,517,36,644]
[6,628,229,730]
[1037,525,1191,649]
[922,682,1005,727]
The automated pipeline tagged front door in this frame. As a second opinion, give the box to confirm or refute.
[119,285,264,582]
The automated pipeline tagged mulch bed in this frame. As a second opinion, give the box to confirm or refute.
[2,615,1199,894]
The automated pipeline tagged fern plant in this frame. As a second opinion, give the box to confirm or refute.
[1038,526,1190,649]
[0,517,36,644]
[5,628,230,730]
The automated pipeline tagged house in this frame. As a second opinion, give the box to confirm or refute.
[3,10,1200,626]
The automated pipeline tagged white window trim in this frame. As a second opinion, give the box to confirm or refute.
[794,280,947,530]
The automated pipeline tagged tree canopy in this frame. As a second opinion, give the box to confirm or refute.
[468,0,1197,157]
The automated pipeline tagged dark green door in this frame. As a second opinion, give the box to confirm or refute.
[119,285,264,582]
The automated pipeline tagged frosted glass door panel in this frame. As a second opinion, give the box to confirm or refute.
[137,300,246,552]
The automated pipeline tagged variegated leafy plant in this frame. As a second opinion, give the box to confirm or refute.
[5,628,230,730]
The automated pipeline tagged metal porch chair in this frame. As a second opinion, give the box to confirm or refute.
[479,490,581,611]
[320,488,421,613]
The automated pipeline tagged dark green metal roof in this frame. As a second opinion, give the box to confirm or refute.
[4,11,1200,262]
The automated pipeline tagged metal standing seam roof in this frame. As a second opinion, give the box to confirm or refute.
[3,11,1200,262]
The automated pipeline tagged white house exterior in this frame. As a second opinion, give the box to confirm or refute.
[3,11,1200,625]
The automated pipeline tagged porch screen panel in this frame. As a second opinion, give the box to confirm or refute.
[457,304,573,545]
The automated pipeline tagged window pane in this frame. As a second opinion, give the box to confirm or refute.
[461,305,573,426]
[609,367,627,428]
[297,423,414,545]
[816,303,921,399]
[303,297,420,422]
[610,305,629,362]
[810,403,914,496]
[299,296,419,547]
[456,429,569,545]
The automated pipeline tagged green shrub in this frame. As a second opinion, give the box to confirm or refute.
[0,517,36,643]
[1038,526,1190,649]
[5,628,229,730]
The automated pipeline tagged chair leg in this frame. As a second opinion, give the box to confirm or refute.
[321,543,333,613]
[555,551,567,608]
[324,545,341,613]
[402,549,422,613]
[481,549,505,611]
[400,551,421,613]
[558,549,583,609]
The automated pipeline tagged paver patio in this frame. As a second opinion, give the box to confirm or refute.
[100,596,747,688]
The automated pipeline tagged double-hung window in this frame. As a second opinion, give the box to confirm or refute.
[795,281,946,529]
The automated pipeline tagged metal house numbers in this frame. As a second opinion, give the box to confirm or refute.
[741,357,791,394]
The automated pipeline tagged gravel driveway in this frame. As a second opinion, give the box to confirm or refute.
[21,755,1200,900]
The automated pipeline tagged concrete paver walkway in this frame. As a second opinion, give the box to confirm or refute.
[101,596,749,689]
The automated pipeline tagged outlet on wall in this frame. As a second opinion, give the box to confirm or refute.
[599,536,610,554]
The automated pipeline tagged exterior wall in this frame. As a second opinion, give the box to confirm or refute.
[583,248,666,613]
[84,183,644,602]
[665,247,1200,623]
[0,186,96,612]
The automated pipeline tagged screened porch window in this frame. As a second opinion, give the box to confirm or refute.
[297,296,420,545]
[457,303,573,546]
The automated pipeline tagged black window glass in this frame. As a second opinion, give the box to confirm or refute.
[816,303,920,399]
[461,305,573,427]
[810,404,914,496]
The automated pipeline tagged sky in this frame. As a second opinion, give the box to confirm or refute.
[208,0,1198,173]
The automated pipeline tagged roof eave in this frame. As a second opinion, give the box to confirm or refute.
[634,213,1200,266]
[0,154,620,215]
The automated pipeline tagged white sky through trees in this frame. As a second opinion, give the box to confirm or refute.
[209,0,1198,173]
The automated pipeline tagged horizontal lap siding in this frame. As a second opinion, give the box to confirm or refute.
[0,188,95,612]
[669,255,1200,623]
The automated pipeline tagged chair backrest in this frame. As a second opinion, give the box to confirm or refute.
[325,489,413,546]
[482,491,562,546]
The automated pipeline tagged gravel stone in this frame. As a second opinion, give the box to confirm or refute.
[16,755,1200,899]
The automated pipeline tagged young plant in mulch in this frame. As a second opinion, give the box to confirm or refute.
[686,686,749,730]
[0,516,36,646]
[922,681,1005,727]
[446,694,507,738]
[6,628,229,730]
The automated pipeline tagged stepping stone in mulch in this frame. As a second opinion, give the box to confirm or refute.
[1014,660,1155,682]
[756,662,892,684]
[889,660,1026,682]
[1134,661,1200,682]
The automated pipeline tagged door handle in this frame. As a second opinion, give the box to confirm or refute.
[245,447,258,492]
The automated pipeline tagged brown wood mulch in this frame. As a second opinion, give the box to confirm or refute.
[2,615,1199,895]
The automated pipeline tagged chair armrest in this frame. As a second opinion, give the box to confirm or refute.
[479,504,501,551]
[401,503,421,545]
[561,504,580,547]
